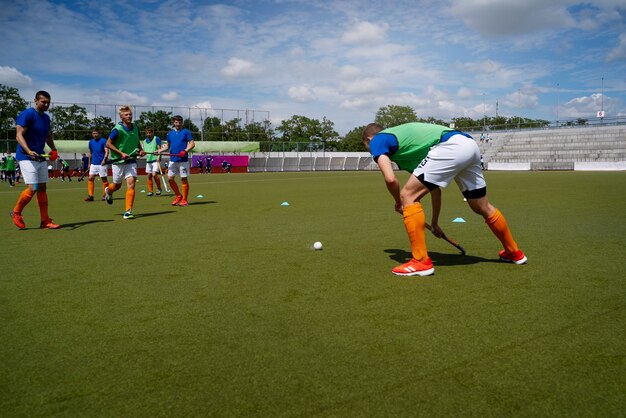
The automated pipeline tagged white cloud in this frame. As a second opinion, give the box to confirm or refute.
[288,85,316,103]
[107,91,150,106]
[447,0,575,36]
[341,21,388,44]
[457,87,474,100]
[220,58,261,78]
[342,77,390,95]
[161,91,180,101]
[0,67,33,87]
[606,33,626,62]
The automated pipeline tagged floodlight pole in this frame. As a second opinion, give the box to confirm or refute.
[556,83,559,128]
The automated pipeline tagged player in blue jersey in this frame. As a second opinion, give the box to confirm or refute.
[84,128,110,201]
[159,115,195,206]
[11,91,61,229]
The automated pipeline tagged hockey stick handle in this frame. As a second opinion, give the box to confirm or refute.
[107,148,139,163]
[425,223,467,255]
[144,151,184,157]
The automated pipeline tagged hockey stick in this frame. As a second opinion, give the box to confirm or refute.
[425,223,467,255]
[143,151,186,158]
[157,160,170,192]
[107,148,138,164]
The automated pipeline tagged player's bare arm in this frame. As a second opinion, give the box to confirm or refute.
[376,154,402,213]
[16,126,35,158]
[105,137,126,158]
[429,188,443,237]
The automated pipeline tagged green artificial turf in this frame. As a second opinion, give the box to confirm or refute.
[1,171,625,417]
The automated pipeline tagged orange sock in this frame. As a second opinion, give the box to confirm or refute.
[485,208,518,254]
[182,182,189,200]
[126,189,135,211]
[108,183,121,194]
[36,191,49,221]
[102,180,109,196]
[403,203,429,262]
[154,175,160,189]
[13,188,36,213]
[147,177,153,193]
[88,179,95,196]
[169,178,180,196]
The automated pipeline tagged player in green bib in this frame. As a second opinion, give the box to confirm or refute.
[0,156,7,184]
[143,127,162,196]
[362,122,526,277]
[4,153,16,186]
[60,158,72,181]
[104,105,145,219]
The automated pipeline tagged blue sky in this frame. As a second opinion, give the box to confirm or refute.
[1,0,625,134]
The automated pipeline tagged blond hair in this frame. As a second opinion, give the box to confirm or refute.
[118,105,132,115]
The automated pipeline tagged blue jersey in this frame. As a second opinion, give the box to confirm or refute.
[89,137,108,165]
[369,133,399,162]
[15,107,51,161]
[167,128,192,162]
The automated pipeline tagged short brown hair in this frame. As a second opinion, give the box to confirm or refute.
[361,123,384,144]
[173,115,183,122]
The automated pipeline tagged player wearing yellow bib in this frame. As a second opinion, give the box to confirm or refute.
[104,105,145,219]
[362,122,526,277]
[143,127,162,196]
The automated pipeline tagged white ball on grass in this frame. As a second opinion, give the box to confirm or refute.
[313,241,323,250]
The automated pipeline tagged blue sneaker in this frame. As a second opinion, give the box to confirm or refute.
[123,210,135,219]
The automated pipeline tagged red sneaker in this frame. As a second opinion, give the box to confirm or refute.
[177,199,188,207]
[392,258,434,276]
[499,249,527,264]
[171,195,183,206]
[40,219,61,229]
[10,211,26,229]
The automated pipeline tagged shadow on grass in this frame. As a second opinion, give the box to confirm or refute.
[58,219,115,230]
[384,248,498,266]
[133,210,177,218]
[187,201,217,206]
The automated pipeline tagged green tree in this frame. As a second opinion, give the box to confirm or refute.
[276,115,338,143]
[242,120,274,142]
[222,118,243,140]
[203,116,224,141]
[0,84,28,136]
[91,116,115,135]
[137,110,173,138]
[49,104,91,140]
[374,105,417,128]
[450,116,479,130]
[417,116,448,126]
[336,125,367,152]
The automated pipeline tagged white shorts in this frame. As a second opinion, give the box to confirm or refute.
[89,164,108,177]
[168,161,189,178]
[19,160,48,184]
[145,161,161,174]
[412,134,486,192]
[112,163,138,184]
